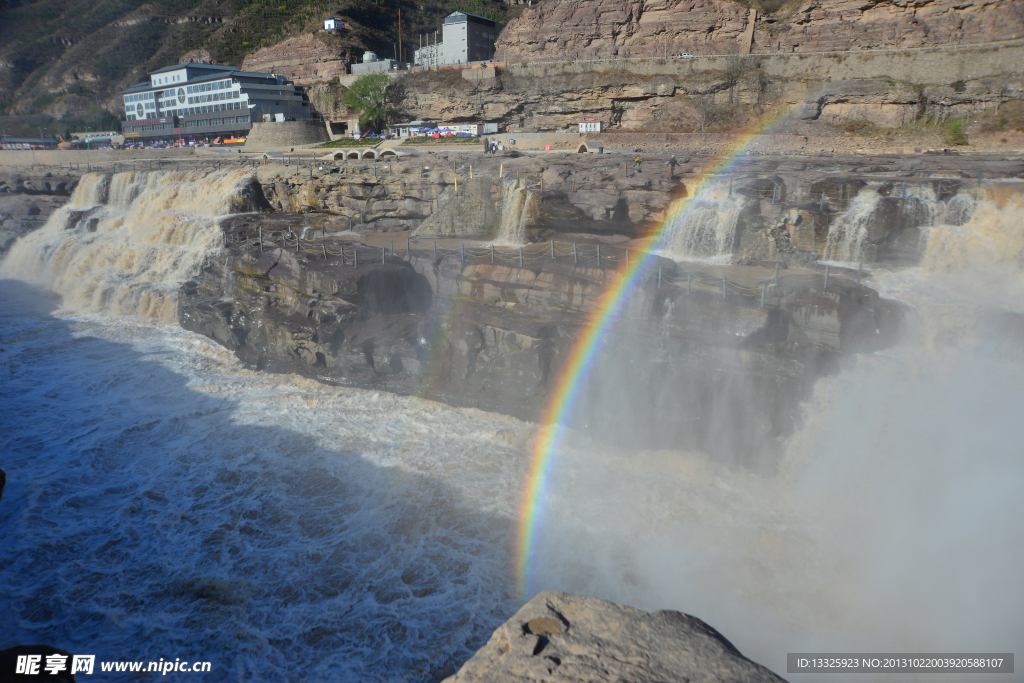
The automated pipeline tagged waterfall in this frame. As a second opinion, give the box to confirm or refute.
[492,178,538,246]
[822,184,882,263]
[917,189,1024,299]
[658,186,746,263]
[824,182,979,265]
[0,169,259,323]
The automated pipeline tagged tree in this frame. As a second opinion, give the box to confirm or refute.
[341,73,395,134]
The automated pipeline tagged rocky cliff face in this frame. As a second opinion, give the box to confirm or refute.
[178,203,902,463]
[241,34,359,86]
[397,40,1023,133]
[495,0,1024,62]
[444,591,785,682]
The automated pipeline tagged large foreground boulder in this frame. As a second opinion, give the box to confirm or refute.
[445,591,785,683]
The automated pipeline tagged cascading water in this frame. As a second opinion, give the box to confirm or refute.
[492,178,538,246]
[0,169,257,322]
[658,186,746,262]
[822,183,882,263]
[2,169,1022,682]
[525,187,1024,680]
[823,181,979,265]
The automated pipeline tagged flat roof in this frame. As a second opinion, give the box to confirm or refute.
[120,71,288,96]
[445,11,498,27]
[150,62,235,74]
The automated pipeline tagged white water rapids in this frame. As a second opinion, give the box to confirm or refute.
[1,171,1022,681]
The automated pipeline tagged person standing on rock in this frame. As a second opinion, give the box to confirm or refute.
[668,155,678,178]
[634,155,643,174]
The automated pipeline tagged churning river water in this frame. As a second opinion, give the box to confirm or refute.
[1,170,1022,682]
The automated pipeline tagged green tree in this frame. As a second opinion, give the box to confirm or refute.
[341,73,395,133]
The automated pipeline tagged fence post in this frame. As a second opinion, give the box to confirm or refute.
[500,163,503,178]
[824,264,829,289]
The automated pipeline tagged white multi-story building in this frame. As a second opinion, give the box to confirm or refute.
[119,62,310,141]
[414,12,503,68]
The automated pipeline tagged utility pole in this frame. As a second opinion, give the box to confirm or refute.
[398,8,403,65]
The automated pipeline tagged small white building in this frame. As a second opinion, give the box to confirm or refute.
[579,120,602,133]
[324,18,338,30]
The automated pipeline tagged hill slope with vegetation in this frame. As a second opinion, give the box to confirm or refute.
[0,0,519,137]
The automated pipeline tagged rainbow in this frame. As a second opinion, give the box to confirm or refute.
[515,106,798,598]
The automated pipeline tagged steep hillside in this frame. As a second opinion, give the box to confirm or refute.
[0,0,515,135]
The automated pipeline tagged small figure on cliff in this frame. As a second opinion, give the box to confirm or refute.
[634,156,643,174]
[668,155,678,177]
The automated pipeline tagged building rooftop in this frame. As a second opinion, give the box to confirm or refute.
[150,62,236,74]
[444,11,498,27]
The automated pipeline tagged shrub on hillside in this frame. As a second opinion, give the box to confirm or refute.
[944,119,969,146]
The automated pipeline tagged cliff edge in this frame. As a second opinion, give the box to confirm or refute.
[443,591,786,682]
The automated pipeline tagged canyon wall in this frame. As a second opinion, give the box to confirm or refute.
[397,40,1024,132]
[180,211,902,464]
[494,0,1024,62]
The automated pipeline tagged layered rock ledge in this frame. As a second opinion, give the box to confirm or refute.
[443,591,786,683]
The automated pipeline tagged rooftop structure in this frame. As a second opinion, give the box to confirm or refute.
[351,50,407,75]
[119,62,310,142]
[414,12,503,68]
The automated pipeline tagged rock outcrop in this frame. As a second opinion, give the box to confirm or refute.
[0,173,79,256]
[397,39,1024,132]
[179,202,903,462]
[443,591,786,682]
[495,0,1024,63]
[241,34,358,85]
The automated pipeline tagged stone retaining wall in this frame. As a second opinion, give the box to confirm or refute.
[244,121,330,150]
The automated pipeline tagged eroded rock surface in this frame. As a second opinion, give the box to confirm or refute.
[179,211,903,464]
[496,0,1024,63]
[443,591,786,683]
